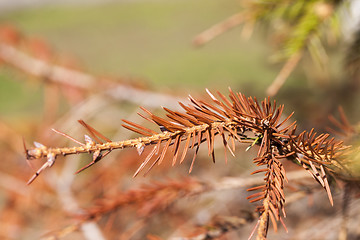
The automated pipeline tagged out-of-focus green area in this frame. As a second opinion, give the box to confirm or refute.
[0,0,281,116]
[0,0,356,130]
[1,0,277,90]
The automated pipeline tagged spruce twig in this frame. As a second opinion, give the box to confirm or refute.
[25,88,349,239]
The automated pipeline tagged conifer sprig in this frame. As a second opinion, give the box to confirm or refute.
[25,88,347,238]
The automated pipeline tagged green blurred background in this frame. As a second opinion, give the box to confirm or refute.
[0,0,357,129]
[0,1,275,115]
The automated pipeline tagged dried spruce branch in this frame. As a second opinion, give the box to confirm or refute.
[80,178,202,221]
[24,88,348,239]
[41,171,316,240]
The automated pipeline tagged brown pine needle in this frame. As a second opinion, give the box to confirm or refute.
[78,120,112,143]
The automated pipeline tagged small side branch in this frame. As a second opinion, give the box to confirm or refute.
[266,52,303,96]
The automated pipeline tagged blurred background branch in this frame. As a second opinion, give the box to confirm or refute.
[1,0,360,239]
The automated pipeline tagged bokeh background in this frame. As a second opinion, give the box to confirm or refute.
[0,1,360,239]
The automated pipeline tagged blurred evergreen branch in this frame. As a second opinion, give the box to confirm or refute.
[195,0,345,95]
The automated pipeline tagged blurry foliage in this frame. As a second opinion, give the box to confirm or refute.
[232,0,342,95]
[0,0,360,240]
[0,0,276,94]
[249,0,340,58]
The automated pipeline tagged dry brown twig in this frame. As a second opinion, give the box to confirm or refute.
[266,52,303,96]
[193,12,246,46]
[43,170,317,240]
[24,88,350,239]
[80,178,203,221]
